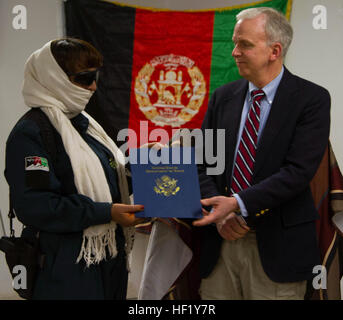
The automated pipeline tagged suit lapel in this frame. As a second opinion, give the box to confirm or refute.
[253,68,300,178]
[225,80,248,184]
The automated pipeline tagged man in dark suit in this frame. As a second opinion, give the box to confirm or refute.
[194,7,331,299]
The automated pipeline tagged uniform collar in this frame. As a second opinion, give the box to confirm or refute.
[71,113,89,134]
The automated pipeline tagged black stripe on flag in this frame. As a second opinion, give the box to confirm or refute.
[65,0,136,144]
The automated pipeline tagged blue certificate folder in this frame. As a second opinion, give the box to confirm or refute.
[129,147,202,218]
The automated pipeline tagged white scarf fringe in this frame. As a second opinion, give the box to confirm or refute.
[77,227,117,267]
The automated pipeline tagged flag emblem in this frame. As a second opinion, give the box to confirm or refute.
[135,54,206,127]
[25,156,49,172]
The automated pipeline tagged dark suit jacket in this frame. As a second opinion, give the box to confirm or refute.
[198,67,331,283]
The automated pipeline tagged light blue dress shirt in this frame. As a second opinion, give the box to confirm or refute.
[233,66,284,217]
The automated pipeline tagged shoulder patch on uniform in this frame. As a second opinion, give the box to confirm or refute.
[25,156,49,172]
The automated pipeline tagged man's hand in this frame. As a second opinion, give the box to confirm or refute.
[193,196,240,226]
[216,213,250,241]
[111,203,146,227]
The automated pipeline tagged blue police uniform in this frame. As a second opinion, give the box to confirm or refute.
[5,110,128,299]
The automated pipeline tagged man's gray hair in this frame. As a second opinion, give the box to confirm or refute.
[236,7,293,57]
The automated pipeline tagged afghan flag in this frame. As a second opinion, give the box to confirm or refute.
[64,0,292,147]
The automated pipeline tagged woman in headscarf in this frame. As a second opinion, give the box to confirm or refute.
[4,38,144,299]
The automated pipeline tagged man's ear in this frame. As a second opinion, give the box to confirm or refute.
[270,42,283,61]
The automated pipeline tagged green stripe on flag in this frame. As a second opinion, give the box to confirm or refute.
[209,0,291,97]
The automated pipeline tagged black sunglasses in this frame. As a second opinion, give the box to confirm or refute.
[68,69,100,86]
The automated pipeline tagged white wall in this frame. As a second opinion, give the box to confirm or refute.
[0,0,342,299]
[286,0,343,166]
[0,0,63,298]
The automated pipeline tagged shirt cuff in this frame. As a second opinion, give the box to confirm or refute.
[232,194,248,217]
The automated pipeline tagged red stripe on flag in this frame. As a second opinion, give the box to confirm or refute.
[128,10,214,147]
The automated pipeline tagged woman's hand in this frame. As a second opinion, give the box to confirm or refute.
[111,203,146,227]
[140,142,166,149]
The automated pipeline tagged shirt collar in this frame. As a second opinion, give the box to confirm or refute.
[248,66,284,105]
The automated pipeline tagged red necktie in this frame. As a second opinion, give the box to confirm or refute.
[230,89,265,194]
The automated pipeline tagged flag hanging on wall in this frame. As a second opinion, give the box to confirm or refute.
[64,0,292,147]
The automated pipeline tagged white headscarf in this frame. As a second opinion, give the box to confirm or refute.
[22,40,135,267]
